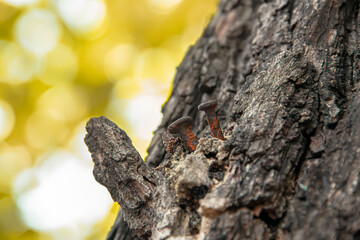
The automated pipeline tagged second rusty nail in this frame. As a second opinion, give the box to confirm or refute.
[168,116,198,151]
[198,100,224,140]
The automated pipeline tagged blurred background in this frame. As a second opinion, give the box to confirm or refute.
[0,0,218,239]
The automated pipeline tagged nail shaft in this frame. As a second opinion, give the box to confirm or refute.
[198,100,224,140]
[168,117,198,151]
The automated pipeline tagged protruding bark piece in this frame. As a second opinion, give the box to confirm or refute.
[85,116,211,240]
[85,116,157,238]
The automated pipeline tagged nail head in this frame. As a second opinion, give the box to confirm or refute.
[168,116,193,134]
[198,100,218,111]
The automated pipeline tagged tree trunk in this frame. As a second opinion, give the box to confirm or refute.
[85,0,360,239]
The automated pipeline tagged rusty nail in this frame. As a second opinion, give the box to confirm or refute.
[198,100,224,140]
[168,116,198,151]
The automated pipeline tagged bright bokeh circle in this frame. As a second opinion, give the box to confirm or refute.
[147,0,183,12]
[13,151,112,233]
[15,9,61,56]
[2,0,39,7]
[53,0,106,35]
[104,44,139,80]
[0,42,39,84]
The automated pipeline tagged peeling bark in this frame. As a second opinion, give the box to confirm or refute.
[85,0,360,239]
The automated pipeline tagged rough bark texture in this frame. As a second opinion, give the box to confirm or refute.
[85,0,360,239]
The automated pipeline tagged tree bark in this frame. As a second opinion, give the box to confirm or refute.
[85,0,360,239]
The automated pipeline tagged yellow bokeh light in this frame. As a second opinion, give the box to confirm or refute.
[52,0,106,36]
[0,197,27,235]
[25,109,69,150]
[0,42,39,84]
[126,90,165,140]
[78,42,109,84]
[146,0,183,14]
[112,78,141,99]
[2,0,39,7]
[15,9,61,56]
[104,44,139,80]
[136,47,175,84]
[37,84,88,122]
[0,144,31,192]
[0,3,15,22]
[0,100,15,141]
[14,151,112,234]
[69,120,92,161]
[37,44,78,85]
